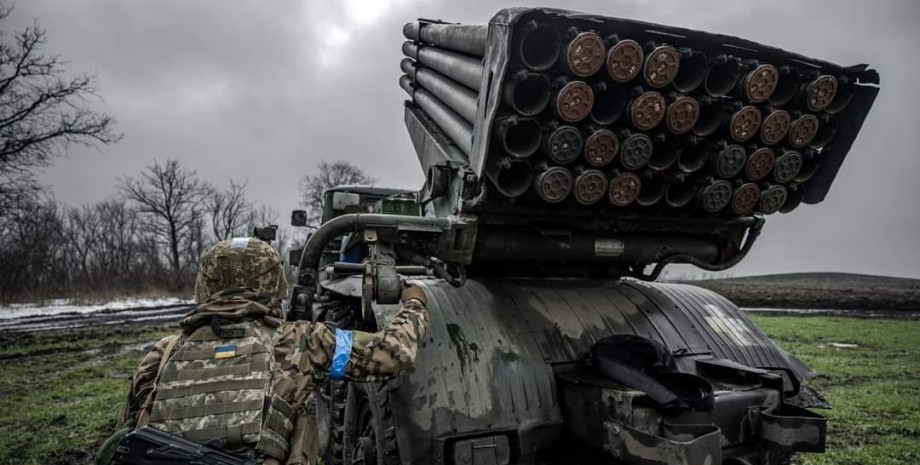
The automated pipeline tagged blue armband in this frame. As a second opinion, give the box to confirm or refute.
[330,328,353,380]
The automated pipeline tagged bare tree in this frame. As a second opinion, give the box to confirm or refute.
[206,179,252,240]
[0,3,120,211]
[298,160,374,226]
[120,159,211,281]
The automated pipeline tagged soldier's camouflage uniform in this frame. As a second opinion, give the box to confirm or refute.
[111,238,429,465]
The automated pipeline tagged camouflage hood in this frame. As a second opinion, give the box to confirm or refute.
[194,237,288,303]
[182,288,284,329]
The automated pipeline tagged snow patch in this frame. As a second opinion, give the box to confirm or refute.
[0,298,194,320]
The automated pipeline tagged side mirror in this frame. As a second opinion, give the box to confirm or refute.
[291,210,307,227]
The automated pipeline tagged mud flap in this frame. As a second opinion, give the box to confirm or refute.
[609,421,721,465]
[761,403,826,453]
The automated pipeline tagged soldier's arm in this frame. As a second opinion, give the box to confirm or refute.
[334,285,429,382]
[115,335,177,428]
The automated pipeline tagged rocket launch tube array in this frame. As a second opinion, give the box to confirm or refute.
[400,15,861,217]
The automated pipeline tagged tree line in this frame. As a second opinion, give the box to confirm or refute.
[0,3,377,303]
[0,159,288,302]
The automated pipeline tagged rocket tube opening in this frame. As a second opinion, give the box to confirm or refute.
[519,23,562,72]
[665,181,696,208]
[496,117,541,159]
[606,39,643,83]
[805,75,838,112]
[699,180,733,212]
[677,145,708,174]
[693,101,723,136]
[636,173,666,206]
[584,129,619,167]
[619,133,654,170]
[741,64,779,103]
[544,125,584,164]
[554,81,594,123]
[768,70,798,106]
[563,32,606,77]
[731,183,761,214]
[488,159,534,198]
[788,114,819,148]
[649,136,680,171]
[609,172,642,206]
[704,59,741,97]
[760,110,792,146]
[591,84,628,125]
[773,151,804,183]
[573,169,609,205]
[534,166,574,203]
[643,45,680,88]
[728,106,763,143]
[759,185,788,214]
[810,118,836,148]
[746,147,775,182]
[666,96,700,134]
[673,52,707,93]
[504,72,551,116]
[711,145,746,179]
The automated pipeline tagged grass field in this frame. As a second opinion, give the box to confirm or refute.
[0,316,918,464]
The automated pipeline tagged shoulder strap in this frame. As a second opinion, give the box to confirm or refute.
[137,335,181,427]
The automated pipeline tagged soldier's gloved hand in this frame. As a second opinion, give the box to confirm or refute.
[400,282,427,306]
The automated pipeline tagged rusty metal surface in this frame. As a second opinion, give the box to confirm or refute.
[629,91,666,130]
[564,32,606,78]
[728,105,762,142]
[643,46,680,88]
[610,172,642,206]
[607,39,643,83]
[760,109,791,146]
[665,96,700,135]
[584,129,619,167]
[742,64,779,103]
[555,81,594,122]
[788,114,819,148]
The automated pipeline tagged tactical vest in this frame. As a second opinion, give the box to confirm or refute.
[146,299,295,460]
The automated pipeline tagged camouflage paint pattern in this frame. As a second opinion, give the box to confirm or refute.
[118,288,429,464]
[194,238,288,303]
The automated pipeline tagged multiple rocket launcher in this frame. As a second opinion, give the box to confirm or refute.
[399,12,864,219]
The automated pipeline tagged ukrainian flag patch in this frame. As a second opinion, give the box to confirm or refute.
[215,345,237,359]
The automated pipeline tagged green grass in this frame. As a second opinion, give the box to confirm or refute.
[752,316,920,465]
[0,318,918,464]
[0,327,174,465]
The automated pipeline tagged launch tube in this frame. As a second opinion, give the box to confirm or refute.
[609,171,642,206]
[400,75,473,155]
[759,184,788,214]
[643,44,681,88]
[590,81,628,125]
[699,179,733,212]
[649,134,680,171]
[665,178,697,208]
[704,55,741,97]
[517,20,562,71]
[636,172,666,206]
[402,22,488,57]
[677,143,709,174]
[401,59,478,123]
[502,70,551,116]
[486,156,533,198]
[606,38,644,83]
[780,184,804,213]
[692,96,725,137]
[731,182,761,215]
[772,150,804,183]
[533,163,574,203]
[573,168,609,205]
[672,50,707,93]
[494,116,541,159]
[584,128,619,167]
[543,125,584,164]
[561,30,606,77]
[402,42,483,91]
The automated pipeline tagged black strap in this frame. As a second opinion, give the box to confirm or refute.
[592,355,686,413]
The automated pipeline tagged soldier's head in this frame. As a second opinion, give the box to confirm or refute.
[194,237,288,303]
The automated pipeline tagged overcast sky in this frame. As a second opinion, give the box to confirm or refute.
[6,0,920,279]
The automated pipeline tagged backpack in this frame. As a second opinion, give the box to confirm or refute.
[144,298,295,460]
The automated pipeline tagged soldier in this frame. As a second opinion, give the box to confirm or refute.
[97,237,429,465]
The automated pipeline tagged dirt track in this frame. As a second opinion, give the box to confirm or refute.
[0,303,192,333]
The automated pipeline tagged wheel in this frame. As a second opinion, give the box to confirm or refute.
[343,382,401,465]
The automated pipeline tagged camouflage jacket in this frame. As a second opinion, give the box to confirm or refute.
[117,288,428,463]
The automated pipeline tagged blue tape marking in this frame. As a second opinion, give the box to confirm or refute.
[330,328,353,380]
